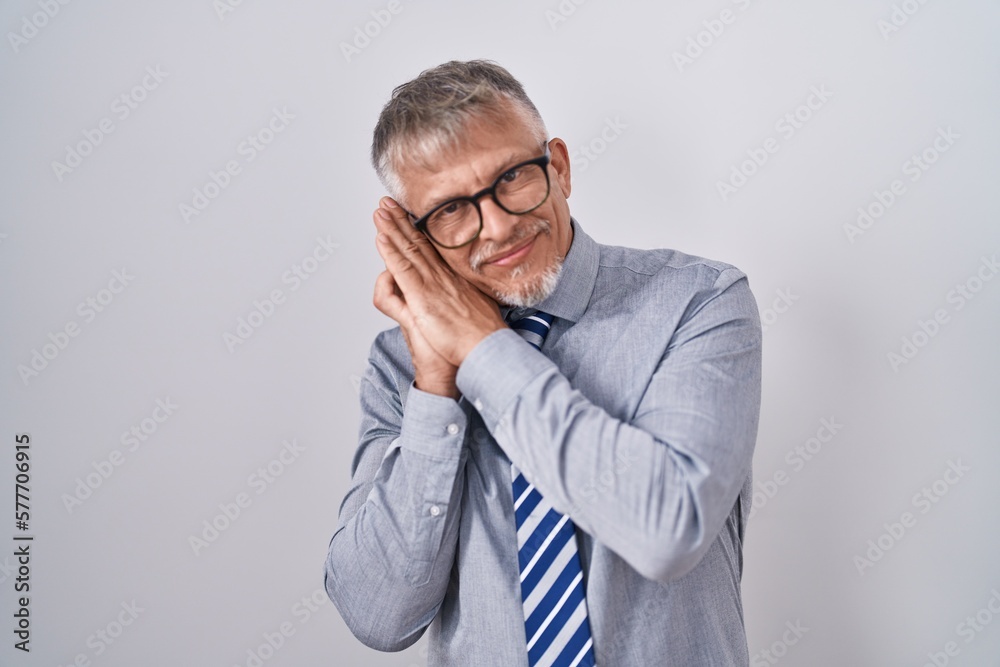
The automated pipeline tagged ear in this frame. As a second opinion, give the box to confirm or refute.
[547,137,572,200]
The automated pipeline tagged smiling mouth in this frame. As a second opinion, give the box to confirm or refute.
[487,234,538,266]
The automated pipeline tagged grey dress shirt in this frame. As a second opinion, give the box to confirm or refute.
[325,216,763,666]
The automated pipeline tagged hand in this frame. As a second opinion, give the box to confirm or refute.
[373,196,506,368]
[373,265,460,399]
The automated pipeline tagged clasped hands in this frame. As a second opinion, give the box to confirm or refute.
[372,196,507,399]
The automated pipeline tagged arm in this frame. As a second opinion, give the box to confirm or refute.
[324,330,468,651]
[455,267,762,583]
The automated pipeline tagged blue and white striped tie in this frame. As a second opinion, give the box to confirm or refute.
[508,309,596,667]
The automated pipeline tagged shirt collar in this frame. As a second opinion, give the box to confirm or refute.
[499,216,599,324]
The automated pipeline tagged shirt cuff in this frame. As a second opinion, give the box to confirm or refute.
[399,380,468,459]
[456,328,554,432]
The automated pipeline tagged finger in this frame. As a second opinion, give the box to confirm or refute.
[379,195,403,214]
[373,269,409,322]
[374,272,424,356]
[379,196,413,228]
[375,198,447,272]
[376,196,419,240]
[373,211,391,271]
[374,207,427,285]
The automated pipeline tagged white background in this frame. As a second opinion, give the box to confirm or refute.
[2,1,999,665]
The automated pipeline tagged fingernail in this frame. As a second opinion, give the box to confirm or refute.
[376,209,391,221]
[383,197,398,208]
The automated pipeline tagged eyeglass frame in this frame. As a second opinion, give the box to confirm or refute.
[400,142,552,249]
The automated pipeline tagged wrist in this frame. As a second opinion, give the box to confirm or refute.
[414,376,460,400]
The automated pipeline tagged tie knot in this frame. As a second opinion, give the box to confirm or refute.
[508,310,554,351]
[509,309,553,326]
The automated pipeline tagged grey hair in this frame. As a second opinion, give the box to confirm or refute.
[371,59,549,209]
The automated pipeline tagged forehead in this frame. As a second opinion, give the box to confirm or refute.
[397,114,540,214]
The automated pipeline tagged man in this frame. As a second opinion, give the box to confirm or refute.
[325,59,762,666]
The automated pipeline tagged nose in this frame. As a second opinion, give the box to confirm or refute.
[477,196,521,245]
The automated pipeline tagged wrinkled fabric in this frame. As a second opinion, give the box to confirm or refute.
[326,217,763,666]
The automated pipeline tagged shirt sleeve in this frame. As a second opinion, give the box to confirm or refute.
[324,330,469,652]
[455,267,762,583]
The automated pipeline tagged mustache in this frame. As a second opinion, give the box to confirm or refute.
[471,218,550,271]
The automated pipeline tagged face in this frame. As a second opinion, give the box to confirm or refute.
[395,111,574,309]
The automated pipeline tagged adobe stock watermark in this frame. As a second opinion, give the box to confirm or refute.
[0,556,15,585]
[569,117,627,175]
[7,0,74,54]
[404,643,430,667]
[749,417,843,520]
[716,85,833,203]
[188,438,306,556]
[853,459,970,576]
[213,0,252,21]
[672,0,761,73]
[886,253,997,372]
[920,588,1000,667]
[750,619,809,666]
[759,287,799,334]
[178,106,295,223]
[843,126,959,244]
[349,373,363,396]
[340,0,404,63]
[469,425,640,519]
[569,441,640,516]
[17,268,135,387]
[544,0,590,31]
[233,587,332,667]
[223,235,339,352]
[51,65,168,183]
[878,0,933,41]
[55,600,144,667]
[61,397,179,514]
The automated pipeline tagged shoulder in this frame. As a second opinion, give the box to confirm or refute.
[586,239,760,347]
[593,240,750,298]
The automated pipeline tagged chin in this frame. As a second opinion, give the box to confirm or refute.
[491,255,564,308]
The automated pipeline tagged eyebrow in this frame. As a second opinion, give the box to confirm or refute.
[420,150,530,215]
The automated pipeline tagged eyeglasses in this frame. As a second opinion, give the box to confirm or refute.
[402,144,552,249]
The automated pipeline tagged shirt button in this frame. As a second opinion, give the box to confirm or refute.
[429,505,441,517]
[446,423,459,435]
[473,398,483,411]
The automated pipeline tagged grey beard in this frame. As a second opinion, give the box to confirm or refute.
[491,254,564,308]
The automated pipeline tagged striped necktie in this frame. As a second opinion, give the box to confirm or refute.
[507,309,597,667]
